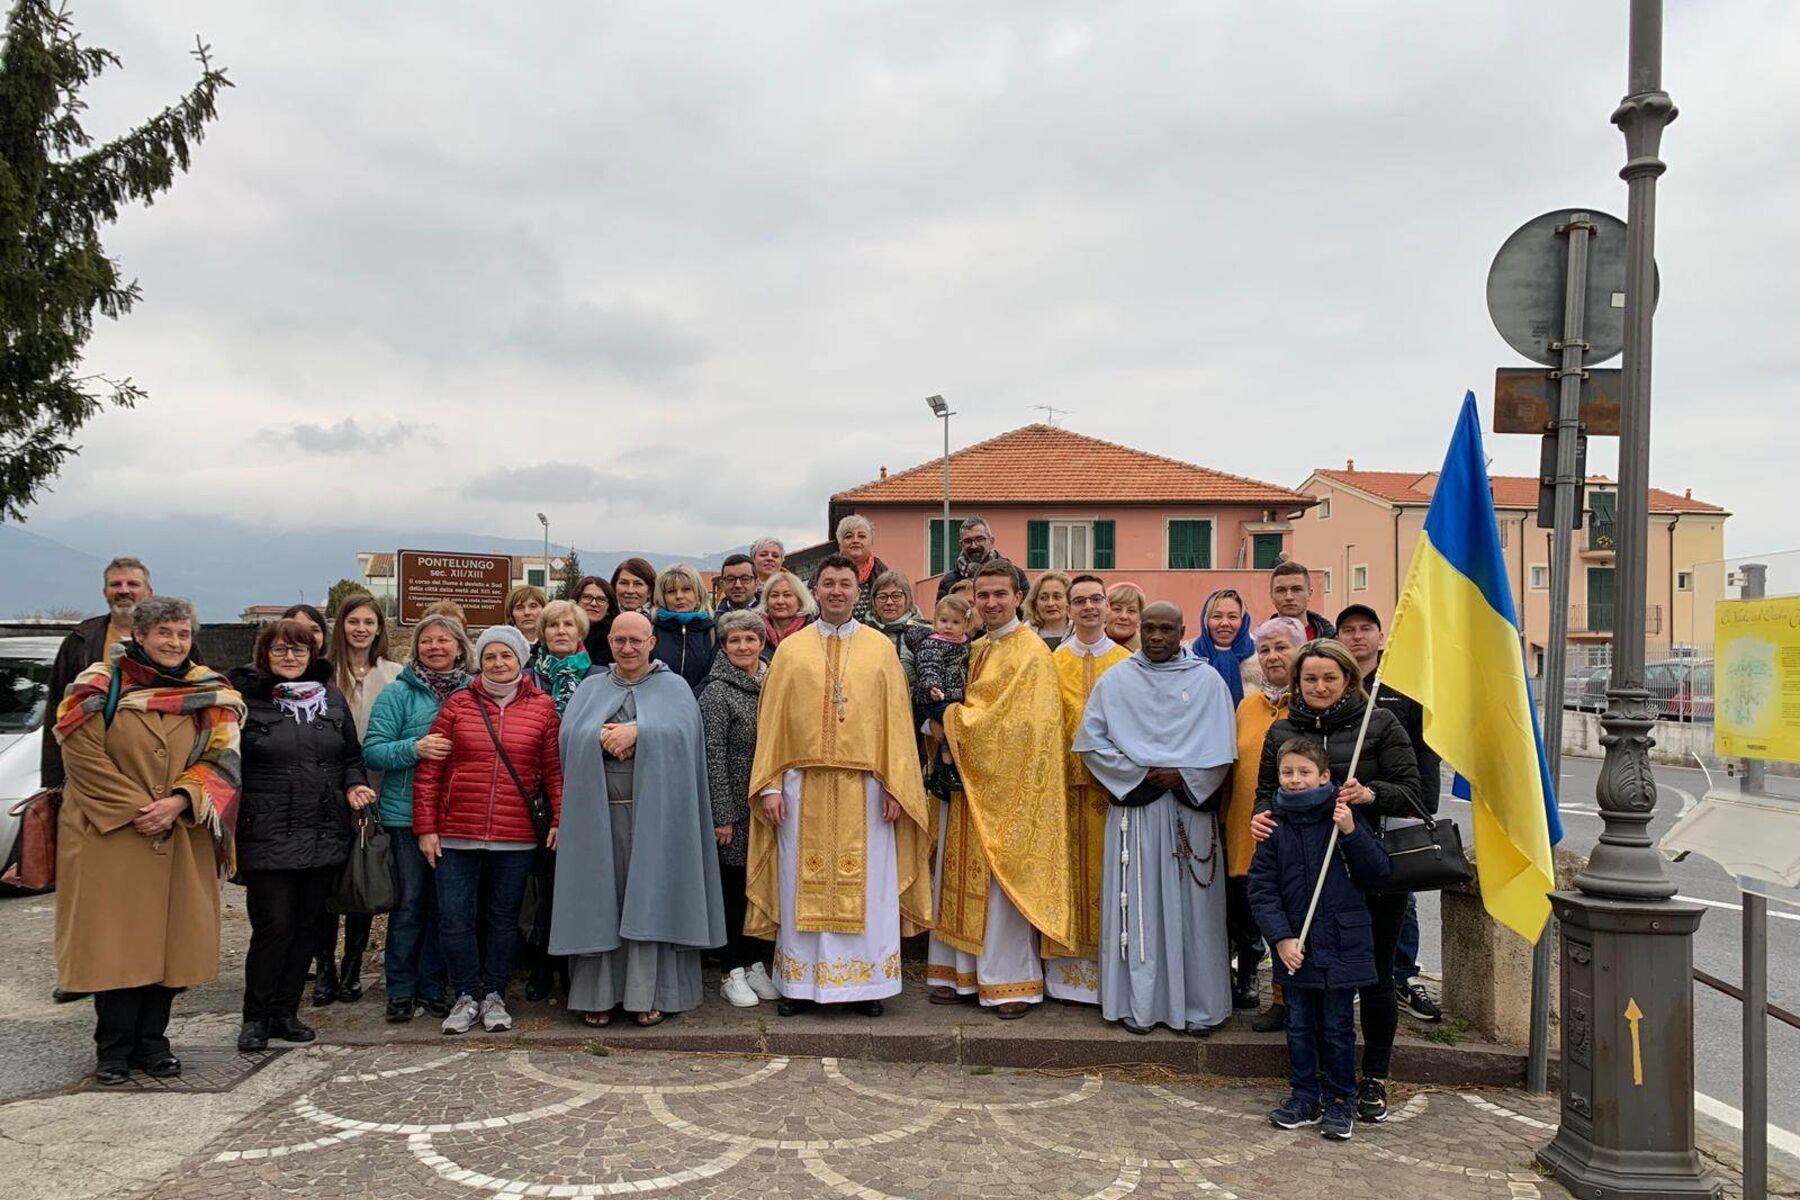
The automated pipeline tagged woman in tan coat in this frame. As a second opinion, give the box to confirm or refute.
[54,596,245,1086]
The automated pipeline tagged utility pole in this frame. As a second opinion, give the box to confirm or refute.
[1536,4,1718,1196]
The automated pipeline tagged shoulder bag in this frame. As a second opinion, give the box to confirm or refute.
[330,808,398,914]
[476,698,552,846]
[1366,790,1472,895]
[2,789,59,892]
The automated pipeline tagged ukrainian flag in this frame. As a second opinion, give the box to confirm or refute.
[1381,392,1563,942]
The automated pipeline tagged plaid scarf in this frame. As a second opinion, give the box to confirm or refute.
[55,644,247,874]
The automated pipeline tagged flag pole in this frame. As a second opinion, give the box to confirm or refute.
[1298,675,1383,946]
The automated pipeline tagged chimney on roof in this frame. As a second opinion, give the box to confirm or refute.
[879,466,888,479]
[1684,487,1692,499]
[1346,458,1355,471]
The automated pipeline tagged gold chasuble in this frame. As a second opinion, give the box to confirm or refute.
[1040,640,1132,961]
[939,626,1075,955]
[746,627,934,940]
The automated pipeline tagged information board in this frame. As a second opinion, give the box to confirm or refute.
[1716,595,1800,764]
[397,550,511,627]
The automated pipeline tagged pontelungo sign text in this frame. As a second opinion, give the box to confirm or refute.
[397,550,511,627]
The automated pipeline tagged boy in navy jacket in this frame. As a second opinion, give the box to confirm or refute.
[1248,736,1391,1141]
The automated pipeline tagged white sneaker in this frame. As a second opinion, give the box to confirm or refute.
[442,994,479,1035]
[745,962,781,1002]
[480,991,513,1032]
[721,968,760,1008]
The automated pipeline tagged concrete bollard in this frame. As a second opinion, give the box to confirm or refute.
[1442,847,1587,1046]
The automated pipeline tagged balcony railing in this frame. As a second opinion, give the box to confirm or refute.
[1569,604,1661,635]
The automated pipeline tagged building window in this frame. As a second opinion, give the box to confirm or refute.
[1167,519,1213,570]
[1322,569,1334,595]
[1677,571,1693,591]
[1028,520,1092,570]
[1588,490,1617,550]
[927,517,972,577]
[1252,533,1284,570]
[1351,565,1369,592]
[1530,564,1549,590]
[1499,519,1510,548]
[527,568,546,588]
[1318,496,1332,520]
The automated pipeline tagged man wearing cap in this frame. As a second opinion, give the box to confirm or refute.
[1335,603,1443,1024]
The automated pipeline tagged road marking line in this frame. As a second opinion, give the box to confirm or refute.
[1693,1091,1800,1161]
[1686,896,1800,923]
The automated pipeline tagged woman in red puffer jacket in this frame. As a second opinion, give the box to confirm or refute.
[413,626,562,1035]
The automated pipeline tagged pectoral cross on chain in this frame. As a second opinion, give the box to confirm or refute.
[827,639,848,723]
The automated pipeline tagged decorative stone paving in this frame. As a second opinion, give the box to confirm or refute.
[137,1043,1576,1199]
[75,1046,288,1095]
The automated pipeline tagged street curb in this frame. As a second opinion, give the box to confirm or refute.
[310,1018,1544,1087]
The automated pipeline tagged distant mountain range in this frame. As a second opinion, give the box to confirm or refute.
[0,516,733,621]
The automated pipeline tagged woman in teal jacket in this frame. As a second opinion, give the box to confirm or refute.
[364,614,471,1022]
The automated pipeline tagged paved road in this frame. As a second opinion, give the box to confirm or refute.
[1410,751,1800,1169]
[129,1044,1585,1200]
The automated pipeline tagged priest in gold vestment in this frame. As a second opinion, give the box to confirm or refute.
[927,561,1075,1018]
[747,556,933,1016]
[1042,574,1132,1004]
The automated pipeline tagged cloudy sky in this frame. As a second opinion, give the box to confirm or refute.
[23,1,1798,559]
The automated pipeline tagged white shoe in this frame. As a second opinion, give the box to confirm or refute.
[745,962,781,1002]
[442,994,479,1035]
[721,968,759,1008]
[480,991,513,1032]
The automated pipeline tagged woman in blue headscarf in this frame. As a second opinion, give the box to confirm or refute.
[1189,589,1260,708]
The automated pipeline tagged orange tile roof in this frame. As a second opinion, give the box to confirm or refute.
[833,425,1310,507]
[1311,469,1726,515]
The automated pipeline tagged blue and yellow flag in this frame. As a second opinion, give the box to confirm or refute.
[1381,392,1563,942]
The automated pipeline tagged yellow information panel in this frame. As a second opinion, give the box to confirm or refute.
[1716,596,1800,763]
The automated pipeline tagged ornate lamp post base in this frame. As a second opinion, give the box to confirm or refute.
[1537,892,1718,1200]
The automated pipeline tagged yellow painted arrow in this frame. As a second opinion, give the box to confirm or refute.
[1625,998,1645,1087]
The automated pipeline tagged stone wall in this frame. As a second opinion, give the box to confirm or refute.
[1442,847,1587,1047]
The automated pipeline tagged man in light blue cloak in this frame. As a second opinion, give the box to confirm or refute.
[550,612,726,1028]
[1074,601,1236,1036]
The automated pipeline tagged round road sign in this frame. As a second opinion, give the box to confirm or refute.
[1485,208,1657,367]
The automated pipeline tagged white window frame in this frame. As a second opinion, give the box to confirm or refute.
[1322,568,1334,595]
[1676,571,1693,592]
[1351,564,1369,593]
[1318,495,1333,520]
[1048,520,1092,571]
[1530,564,1549,590]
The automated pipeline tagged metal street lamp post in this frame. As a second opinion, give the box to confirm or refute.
[537,512,550,597]
[1536,3,1718,1197]
[926,396,954,584]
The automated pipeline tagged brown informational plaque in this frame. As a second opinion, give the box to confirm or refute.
[397,550,511,626]
[1493,367,1622,436]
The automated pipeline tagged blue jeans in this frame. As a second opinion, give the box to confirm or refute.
[1393,893,1421,990]
[435,847,534,1000]
[1286,986,1357,1106]
[384,826,446,1003]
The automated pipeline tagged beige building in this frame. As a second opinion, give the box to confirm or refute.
[1290,463,1728,676]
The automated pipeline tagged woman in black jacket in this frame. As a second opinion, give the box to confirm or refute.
[231,618,374,1052]
[649,563,717,691]
[1250,638,1421,1126]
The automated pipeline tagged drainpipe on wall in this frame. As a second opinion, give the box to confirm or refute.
[1391,507,1403,604]
[1666,513,1679,648]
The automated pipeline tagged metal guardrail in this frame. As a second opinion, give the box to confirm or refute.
[1692,968,1800,1032]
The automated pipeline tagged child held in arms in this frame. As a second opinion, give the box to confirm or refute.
[915,594,973,801]
[1248,736,1390,1143]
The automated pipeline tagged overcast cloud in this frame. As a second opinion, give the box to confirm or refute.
[16,2,1797,560]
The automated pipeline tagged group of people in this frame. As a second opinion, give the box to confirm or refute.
[47,514,1444,1141]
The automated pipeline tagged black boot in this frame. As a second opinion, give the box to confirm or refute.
[311,957,339,1007]
[1232,950,1261,1010]
[237,1019,270,1052]
[337,953,363,1002]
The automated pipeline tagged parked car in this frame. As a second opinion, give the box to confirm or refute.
[1576,666,1611,712]
[1648,658,1713,723]
[0,637,60,879]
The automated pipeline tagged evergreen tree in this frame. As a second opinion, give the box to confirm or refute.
[556,549,582,600]
[325,577,365,617]
[0,2,230,519]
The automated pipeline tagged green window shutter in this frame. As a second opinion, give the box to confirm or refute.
[1026,521,1050,570]
[1168,520,1212,570]
[1253,533,1283,570]
[1092,520,1115,570]
[928,519,947,577]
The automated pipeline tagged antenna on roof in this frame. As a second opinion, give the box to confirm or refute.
[1031,404,1070,427]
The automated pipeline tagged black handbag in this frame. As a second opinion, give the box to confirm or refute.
[1367,792,1473,895]
[476,697,553,846]
[330,810,398,914]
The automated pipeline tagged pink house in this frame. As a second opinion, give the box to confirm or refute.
[826,425,1318,622]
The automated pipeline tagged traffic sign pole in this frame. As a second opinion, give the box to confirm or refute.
[1526,213,1594,1094]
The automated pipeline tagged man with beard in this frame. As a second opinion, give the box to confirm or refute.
[40,556,199,1003]
[933,517,1028,606]
[1075,601,1236,1036]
